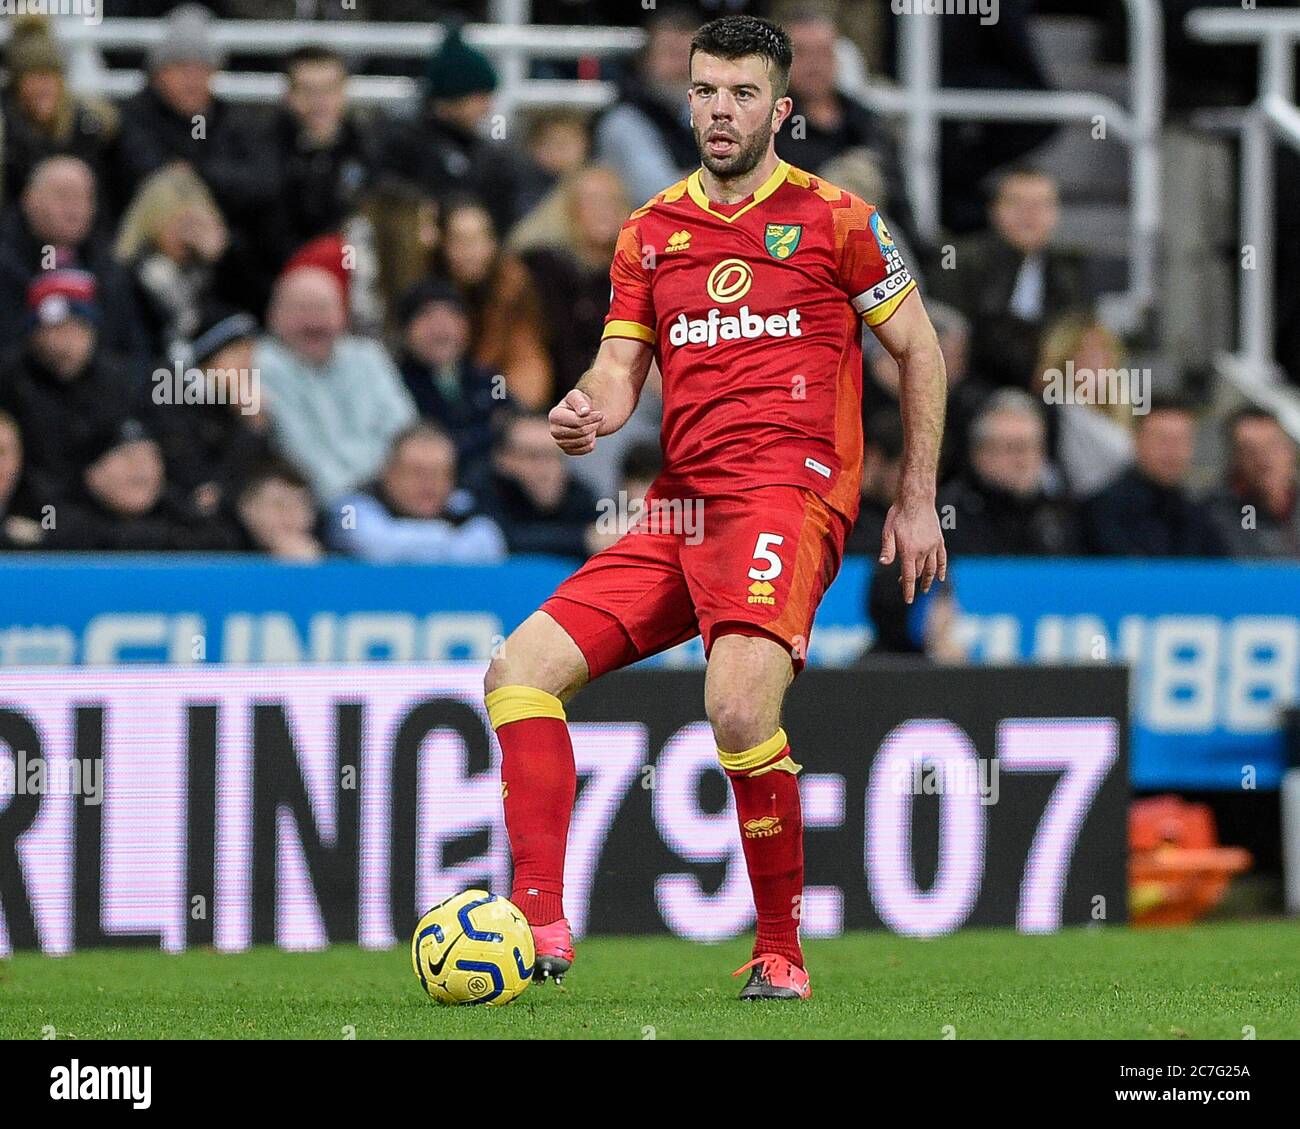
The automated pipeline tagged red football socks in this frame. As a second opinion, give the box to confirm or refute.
[487,687,575,927]
[722,730,805,968]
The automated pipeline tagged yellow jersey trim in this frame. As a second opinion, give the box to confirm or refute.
[602,319,656,344]
[686,160,791,224]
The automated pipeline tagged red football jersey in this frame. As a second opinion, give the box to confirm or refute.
[603,159,917,522]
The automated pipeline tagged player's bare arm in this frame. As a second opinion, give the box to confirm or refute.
[547,335,654,456]
[873,290,948,604]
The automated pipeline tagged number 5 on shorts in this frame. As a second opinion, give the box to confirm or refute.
[748,533,785,581]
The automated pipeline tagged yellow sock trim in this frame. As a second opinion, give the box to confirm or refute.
[750,754,802,778]
[718,728,797,776]
[485,685,566,729]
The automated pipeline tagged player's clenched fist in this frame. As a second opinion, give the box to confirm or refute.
[549,389,606,456]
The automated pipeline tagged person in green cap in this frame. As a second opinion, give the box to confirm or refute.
[378,20,526,236]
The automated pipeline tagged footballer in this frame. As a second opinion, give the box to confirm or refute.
[484,15,947,1000]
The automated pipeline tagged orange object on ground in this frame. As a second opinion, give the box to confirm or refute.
[1129,796,1252,926]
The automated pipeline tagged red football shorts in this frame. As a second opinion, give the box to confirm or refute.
[541,485,850,680]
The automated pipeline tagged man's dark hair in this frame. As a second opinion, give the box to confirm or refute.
[690,16,793,100]
[390,421,455,461]
[492,408,549,451]
[286,45,348,77]
[990,164,1056,200]
[1223,405,1281,446]
[240,459,311,499]
[620,440,663,484]
[1142,393,1196,422]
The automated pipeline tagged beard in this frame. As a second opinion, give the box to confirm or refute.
[693,117,772,182]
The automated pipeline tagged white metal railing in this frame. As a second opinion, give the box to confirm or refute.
[886,0,1163,332]
[1187,7,1300,446]
[3,10,1163,326]
[0,18,639,111]
[1188,8,1300,398]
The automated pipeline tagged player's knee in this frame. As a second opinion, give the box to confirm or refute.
[707,692,778,755]
[483,638,582,703]
[483,653,511,698]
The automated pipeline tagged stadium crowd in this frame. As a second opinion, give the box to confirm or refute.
[0,3,1295,591]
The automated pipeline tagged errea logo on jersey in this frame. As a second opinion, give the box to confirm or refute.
[668,305,803,347]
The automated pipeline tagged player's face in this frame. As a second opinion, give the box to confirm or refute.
[688,52,789,180]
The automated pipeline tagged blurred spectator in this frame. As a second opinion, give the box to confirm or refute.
[846,408,902,557]
[432,198,552,409]
[1207,409,1300,558]
[618,440,663,505]
[863,563,964,661]
[234,460,324,561]
[46,418,240,552]
[257,266,417,502]
[512,110,592,220]
[0,271,139,509]
[585,438,663,555]
[0,409,43,550]
[281,229,384,341]
[0,156,146,364]
[361,177,441,332]
[395,277,509,476]
[512,164,630,398]
[112,5,276,234]
[939,388,1081,556]
[1082,397,1224,557]
[860,407,964,660]
[1,16,120,207]
[468,411,599,559]
[266,46,378,269]
[149,302,273,516]
[1031,314,1134,498]
[378,22,526,236]
[929,167,1091,389]
[932,0,1059,234]
[329,424,507,564]
[776,8,919,252]
[593,5,698,205]
[114,164,241,363]
[861,299,993,483]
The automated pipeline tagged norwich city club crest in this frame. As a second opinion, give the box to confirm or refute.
[764,223,802,260]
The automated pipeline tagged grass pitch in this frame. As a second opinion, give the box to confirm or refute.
[1,922,1295,1040]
